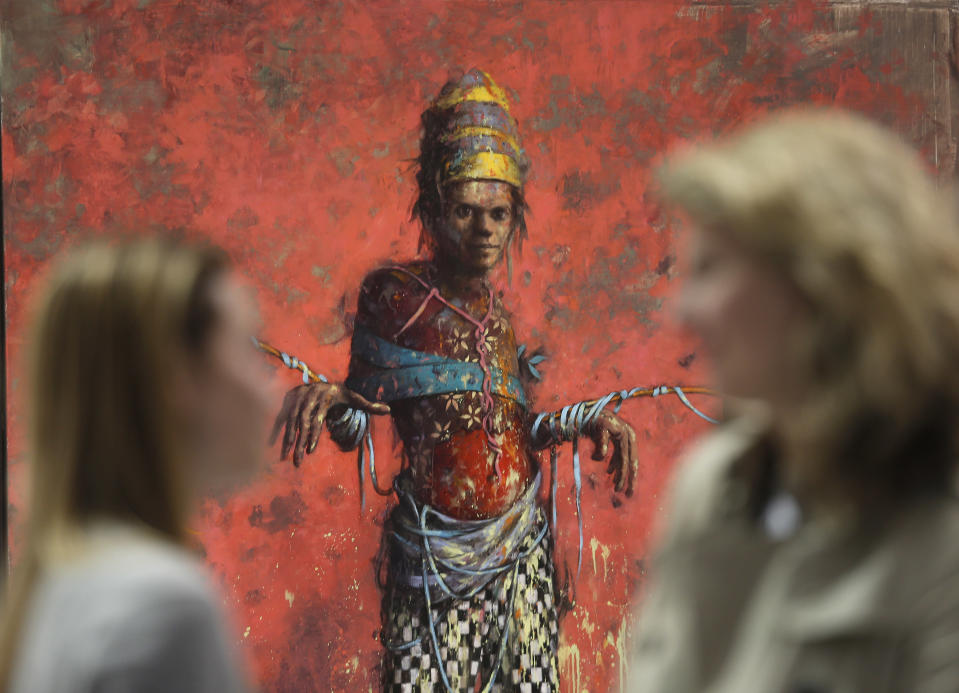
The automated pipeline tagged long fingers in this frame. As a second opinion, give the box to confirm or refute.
[281,388,310,461]
[599,414,638,496]
[610,436,625,493]
[303,389,337,460]
[270,389,296,447]
[611,426,638,496]
[592,425,611,462]
[304,395,326,457]
[625,428,638,497]
[274,383,390,468]
[292,386,326,467]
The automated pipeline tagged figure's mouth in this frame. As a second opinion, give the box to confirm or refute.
[469,243,499,250]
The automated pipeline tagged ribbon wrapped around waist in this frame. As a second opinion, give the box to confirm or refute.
[388,471,546,603]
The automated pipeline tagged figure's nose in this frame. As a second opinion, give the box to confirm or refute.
[473,213,494,236]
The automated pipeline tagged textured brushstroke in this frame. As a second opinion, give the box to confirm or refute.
[2,1,944,690]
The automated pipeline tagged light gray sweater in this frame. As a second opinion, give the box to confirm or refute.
[9,524,249,693]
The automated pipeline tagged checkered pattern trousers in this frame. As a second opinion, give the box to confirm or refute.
[381,510,560,692]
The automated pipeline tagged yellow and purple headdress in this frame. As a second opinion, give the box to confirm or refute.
[413,69,529,250]
[431,69,527,188]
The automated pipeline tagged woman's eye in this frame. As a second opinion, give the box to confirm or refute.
[692,254,718,276]
[454,205,472,220]
[490,207,511,222]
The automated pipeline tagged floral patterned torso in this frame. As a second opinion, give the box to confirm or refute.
[350,262,535,519]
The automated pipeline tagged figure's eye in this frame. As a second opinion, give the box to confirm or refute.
[490,206,512,222]
[454,204,472,220]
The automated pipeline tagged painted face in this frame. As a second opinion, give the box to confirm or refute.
[677,224,810,406]
[435,180,516,276]
[181,273,278,493]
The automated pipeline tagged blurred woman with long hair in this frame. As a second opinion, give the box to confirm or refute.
[0,238,272,692]
[628,111,959,692]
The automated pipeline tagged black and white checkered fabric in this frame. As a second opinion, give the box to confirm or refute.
[382,509,560,692]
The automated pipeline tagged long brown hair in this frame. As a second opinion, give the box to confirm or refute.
[0,237,226,687]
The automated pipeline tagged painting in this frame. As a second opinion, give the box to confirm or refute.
[2,1,954,690]
[260,65,723,692]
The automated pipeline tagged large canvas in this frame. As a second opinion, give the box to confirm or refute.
[2,1,954,690]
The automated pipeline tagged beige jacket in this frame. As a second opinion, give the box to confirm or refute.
[626,417,959,693]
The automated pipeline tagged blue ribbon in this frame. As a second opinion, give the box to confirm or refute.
[517,343,547,381]
[347,325,528,407]
[347,362,528,408]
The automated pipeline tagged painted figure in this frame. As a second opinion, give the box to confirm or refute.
[273,70,637,692]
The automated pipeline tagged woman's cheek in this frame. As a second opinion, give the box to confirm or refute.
[679,277,720,335]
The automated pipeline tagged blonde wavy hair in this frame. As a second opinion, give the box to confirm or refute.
[661,110,959,508]
[0,237,226,687]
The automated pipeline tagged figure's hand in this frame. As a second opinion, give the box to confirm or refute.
[587,410,638,496]
[269,382,390,467]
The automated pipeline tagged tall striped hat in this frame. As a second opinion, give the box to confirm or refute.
[432,69,527,188]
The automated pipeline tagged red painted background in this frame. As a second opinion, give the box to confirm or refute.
[2,1,927,690]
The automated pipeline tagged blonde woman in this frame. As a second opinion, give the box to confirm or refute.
[627,112,959,693]
[0,239,272,692]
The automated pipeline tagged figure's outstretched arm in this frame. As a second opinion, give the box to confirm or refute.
[522,345,637,495]
[529,382,720,496]
[530,402,638,496]
[270,382,389,466]
[266,271,404,466]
